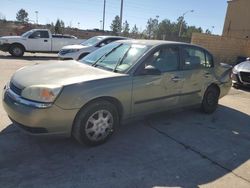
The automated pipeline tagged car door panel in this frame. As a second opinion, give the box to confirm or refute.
[132,45,183,116]
[178,46,208,106]
[27,31,51,51]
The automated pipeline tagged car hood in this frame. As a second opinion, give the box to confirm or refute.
[235,61,250,72]
[0,36,23,39]
[11,60,123,89]
[61,44,89,50]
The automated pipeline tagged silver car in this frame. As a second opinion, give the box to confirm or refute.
[58,36,128,60]
[231,60,250,88]
[2,40,232,146]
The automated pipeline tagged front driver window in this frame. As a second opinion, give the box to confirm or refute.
[145,46,179,72]
[29,31,41,38]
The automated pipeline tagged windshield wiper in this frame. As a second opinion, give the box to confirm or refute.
[92,43,123,67]
[113,46,132,72]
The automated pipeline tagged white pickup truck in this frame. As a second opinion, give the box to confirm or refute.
[0,29,85,57]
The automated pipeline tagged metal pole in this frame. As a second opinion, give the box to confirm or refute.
[178,17,184,37]
[35,11,38,24]
[102,0,106,30]
[120,0,123,33]
[178,10,194,37]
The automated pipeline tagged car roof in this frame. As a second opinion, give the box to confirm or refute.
[116,39,206,49]
[97,36,128,39]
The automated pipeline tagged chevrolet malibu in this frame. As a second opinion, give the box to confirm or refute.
[2,40,232,146]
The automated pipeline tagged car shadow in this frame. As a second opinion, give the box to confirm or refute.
[0,54,59,61]
[0,105,250,188]
[234,85,250,92]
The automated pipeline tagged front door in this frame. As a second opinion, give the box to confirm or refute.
[27,31,51,51]
[132,45,183,116]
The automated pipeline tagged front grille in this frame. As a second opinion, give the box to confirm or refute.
[10,82,22,95]
[240,72,250,83]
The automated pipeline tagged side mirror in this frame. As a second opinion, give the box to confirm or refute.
[97,43,105,48]
[141,65,161,75]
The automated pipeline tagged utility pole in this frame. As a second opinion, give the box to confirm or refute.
[178,10,194,37]
[35,11,38,24]
[102,0,106,31]
[120,0,123,33]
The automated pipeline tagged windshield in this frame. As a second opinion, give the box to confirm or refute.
[21,30,33,37]
[80,42,149,73]
[81,36,104,46]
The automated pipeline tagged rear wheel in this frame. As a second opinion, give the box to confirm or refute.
[201,86,220,114]
[72,100,119,146]
[9,44,24,57]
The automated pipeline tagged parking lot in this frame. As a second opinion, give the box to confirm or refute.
[0,51,250,188]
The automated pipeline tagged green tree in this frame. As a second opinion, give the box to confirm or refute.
[110,15,121,35]
[205,29,212,35]
[157,19,173,40]
[145,17,159,39]
[16,9,29,23]
[54,19,65,34]
[122,20,130,37]
[131,24,139,38]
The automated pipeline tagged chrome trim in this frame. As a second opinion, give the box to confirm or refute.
[5,86,52,109]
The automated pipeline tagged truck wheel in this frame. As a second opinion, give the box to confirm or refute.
[9,44,24,57]
[72,100,119,146]
[201,86,220,114]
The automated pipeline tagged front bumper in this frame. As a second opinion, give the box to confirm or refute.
[231,72,250,87]
[2,86,79,136]
[0,43,11,51]
[58,50,80,60]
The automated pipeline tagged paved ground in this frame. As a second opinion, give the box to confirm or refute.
[0,51,250,188]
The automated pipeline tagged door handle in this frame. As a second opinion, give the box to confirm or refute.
[171,76,183,82]
[44,40,48,42]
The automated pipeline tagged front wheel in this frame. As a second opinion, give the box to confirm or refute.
[72,100,119,146]
[9,44,24,57]
[201,86,220,114]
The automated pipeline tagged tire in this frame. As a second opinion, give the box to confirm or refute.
[78,53,89,60]
[201,86,220,114]
[9,44,24,57]
[72,100,119,146]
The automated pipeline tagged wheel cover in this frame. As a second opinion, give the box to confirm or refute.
[13,47,22,56]
[85,110,114,141]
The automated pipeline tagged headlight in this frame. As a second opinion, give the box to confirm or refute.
[232,67,238,74]
[21,85,62,103]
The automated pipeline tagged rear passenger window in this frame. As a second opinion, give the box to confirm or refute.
[40,31,49,38]
[205,52,214,68]
[182,47,205,70]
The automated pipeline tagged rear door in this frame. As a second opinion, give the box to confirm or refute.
[178,45,210,106]
[132,45,183,115]
[26,31,51,51]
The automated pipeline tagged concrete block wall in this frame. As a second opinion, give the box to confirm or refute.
[192,33,250,64]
